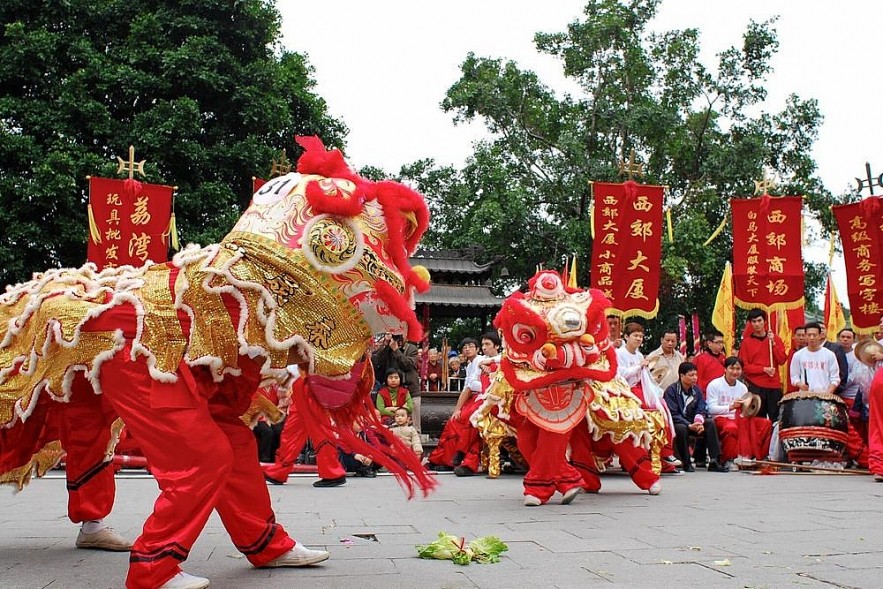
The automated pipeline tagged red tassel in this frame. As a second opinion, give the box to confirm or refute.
[295,136,357,182]
[375,279,424,341]
[303,179,367,217]
[292,371,437,499]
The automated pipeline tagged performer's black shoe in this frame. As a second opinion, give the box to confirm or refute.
[707,461,730,473]
[453,466,474,477]
[313,476,347,487]
[683,464,695,472]
[452,451,465,466]
[354,467,377,478]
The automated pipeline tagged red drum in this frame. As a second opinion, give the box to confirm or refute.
[778,391,848,463]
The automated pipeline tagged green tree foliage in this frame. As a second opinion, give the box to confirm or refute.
[403,0,835,337]
[0,0,346,284]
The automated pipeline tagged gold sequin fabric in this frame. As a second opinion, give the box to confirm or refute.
[0,233,373,488]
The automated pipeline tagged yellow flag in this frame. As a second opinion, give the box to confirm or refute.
[568,255,578,289]
[823,273,846,342]
[711,261,735,355]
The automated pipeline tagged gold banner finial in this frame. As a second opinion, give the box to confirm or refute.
[617,149,644,181]
[116,145,146,180]
[269,149,292,178]
[753,168,778,196]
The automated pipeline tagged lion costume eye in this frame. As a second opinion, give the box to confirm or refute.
[511,323,536,344]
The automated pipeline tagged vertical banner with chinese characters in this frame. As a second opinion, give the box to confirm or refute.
[832,197,883,334]
[590,181,664,318]
[731,195,805,312]
[86,177,174,270]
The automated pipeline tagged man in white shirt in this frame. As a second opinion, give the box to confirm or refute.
[789,322,840,395]
[646,329,685,391]
[706,357,773,467]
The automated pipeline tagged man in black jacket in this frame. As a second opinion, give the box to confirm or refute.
[663,362,729,472]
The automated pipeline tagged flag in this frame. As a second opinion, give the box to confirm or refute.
[832,197,883,335]
[731,195,805,313]
[823,273,846,342]
[560,255,570,287]
[712,261,735,356]
[568,255,578,289]
[590,181,665,318]
[86,177,174,270]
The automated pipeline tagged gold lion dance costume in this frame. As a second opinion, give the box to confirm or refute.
[0,137,435,589]
[473,271,660,506]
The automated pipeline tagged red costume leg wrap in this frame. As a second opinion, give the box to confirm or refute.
[568,422,602,492]
[518,421,582,502]
[264,401,345,481]
[613,440,659,491]
[867,371,883,476]
[846,418,869,468]
[715,416,739,462]
[736,414,772,459]
[100,349,294,589]
[427,396,481,468]
[206,394,295,567]
[60,372,117,523]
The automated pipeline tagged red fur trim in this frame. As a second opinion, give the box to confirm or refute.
[374,279,423,341]
[303,180,367,217]
[295,136,358,182]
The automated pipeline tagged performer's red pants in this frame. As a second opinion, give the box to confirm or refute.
[100,347,295,589]
[263,398,345,482]
[714,415,772,462]
[515,419,583,503]
[60,373,118,523]
[569,421,659,492]
[427,395,482,471]
[867,370,883,476]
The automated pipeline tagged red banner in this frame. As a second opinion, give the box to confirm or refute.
[86,177,174,270]
[590,181,664,318]
[731,195,804,312]
[832,197,883,335]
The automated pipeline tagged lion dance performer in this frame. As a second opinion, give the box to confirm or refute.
[0,137,435,589]
[473,270,659,506]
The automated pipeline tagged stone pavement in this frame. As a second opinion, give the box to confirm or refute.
[2,468,882,589]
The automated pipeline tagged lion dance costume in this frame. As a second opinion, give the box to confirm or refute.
[0,137,436,588]
[473,271,660,505]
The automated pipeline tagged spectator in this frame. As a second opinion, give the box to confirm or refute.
[375,368,414,425]
[371,333,420,396]
[839,328,872,467]
[789,322,840,395]
[389,407,423,456]
[706,357,773,468]
[424,348,444,391]
[338,421,380,478]
[663,362,729,472]
[646,329,685,390]
[616,322,649,388]
[738,308,788,421]
[693,329,727,394]
[607,314,623,349]
[820,324,849,396]
[785,325,807,394]
[447,356,466,392]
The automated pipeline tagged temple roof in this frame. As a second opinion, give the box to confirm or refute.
[415,284,503,318]
[410,248,494,277]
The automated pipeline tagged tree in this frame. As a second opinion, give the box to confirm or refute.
[402,0,835,338]
[0,0,346,284]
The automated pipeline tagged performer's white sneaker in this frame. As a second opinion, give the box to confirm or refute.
[560,487,582,505]
[75,527,133,551]
[523,495,543,507]
[262,543,330,567]
[648,481,662,495]
[158,571,210,589]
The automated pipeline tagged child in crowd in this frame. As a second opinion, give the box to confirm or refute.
[376,368,414,425]
[389,407,423,456]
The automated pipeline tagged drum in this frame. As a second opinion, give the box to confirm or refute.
[778,391,849,463]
